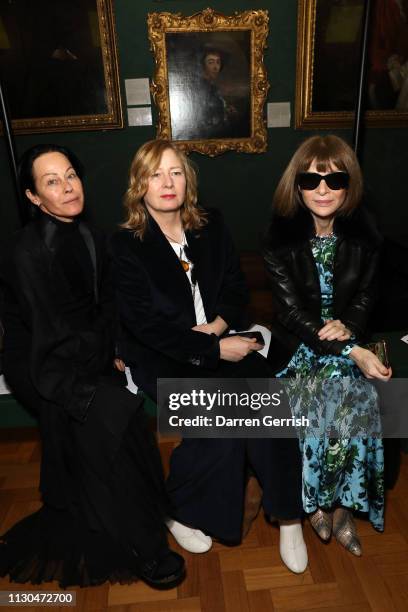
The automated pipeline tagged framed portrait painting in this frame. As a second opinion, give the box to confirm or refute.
[147,7,269,156]
[295,0,408,128]
[0,0,122,134]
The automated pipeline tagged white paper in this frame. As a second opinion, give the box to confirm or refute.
[125,366,139,395]
[125,78,151,106]
[127,107,152,127]
[401,334,408,344]
[267,102,291,128]
[0,374,11,395]
[229,324,271,359]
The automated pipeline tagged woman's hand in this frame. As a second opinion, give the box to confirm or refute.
[219,336,263,362]
[192,315,228,337]
[349,346,392,380]
[318,319,352,342]
[114,358,126,372]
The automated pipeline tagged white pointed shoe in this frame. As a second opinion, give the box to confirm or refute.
[166,519,212,553]
[279,521,308,574]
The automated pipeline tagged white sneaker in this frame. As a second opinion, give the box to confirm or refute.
[166,519,212,553]
[279,521,308,573]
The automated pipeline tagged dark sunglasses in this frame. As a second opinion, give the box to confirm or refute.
[297,172,349,191]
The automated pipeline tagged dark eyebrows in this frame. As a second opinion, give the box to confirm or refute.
[40,166,75,179]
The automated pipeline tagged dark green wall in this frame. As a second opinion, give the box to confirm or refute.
[1,1,407,249]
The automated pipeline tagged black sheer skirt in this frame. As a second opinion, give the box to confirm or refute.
[0,378,171,588]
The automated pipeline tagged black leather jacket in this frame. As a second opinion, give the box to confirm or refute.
[263,206,382,373]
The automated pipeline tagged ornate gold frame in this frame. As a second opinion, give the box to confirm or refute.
[295,0,408,129]
[147,7,269,156]
[7,0,122,134]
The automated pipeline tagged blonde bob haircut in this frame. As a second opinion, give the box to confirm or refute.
[122,139,207,238]
[273,135,363,218]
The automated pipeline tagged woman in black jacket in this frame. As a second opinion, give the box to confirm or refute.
[263,135,391,556]
[111,140,307,573]
[0,144,184,589]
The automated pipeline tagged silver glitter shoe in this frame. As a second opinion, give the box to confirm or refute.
[309,508,332,541]
[333,508,362,556]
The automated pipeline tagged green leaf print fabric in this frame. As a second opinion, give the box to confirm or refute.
[276,235,384,531]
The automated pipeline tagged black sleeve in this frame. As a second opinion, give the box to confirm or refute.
[113,244,220,369]
[263,246,350,356]
[340,248,380,338]
[9,241,113,422]
[213,212,249,327]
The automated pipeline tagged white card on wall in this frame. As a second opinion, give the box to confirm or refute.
[125,78,151,106]
[267,102,291,128]
[127,107,153,127]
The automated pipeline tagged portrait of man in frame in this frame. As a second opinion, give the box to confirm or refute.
[148,8,269,156]
[166,31,251,141]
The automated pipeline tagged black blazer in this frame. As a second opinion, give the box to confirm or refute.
[263,206,382,373]
[1,211,114,422]
[111,208,249,394]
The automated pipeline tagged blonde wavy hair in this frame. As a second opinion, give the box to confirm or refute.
[273,135,363,217]
[122,140,207,238]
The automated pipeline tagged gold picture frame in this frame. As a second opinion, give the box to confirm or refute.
[0,0,122,134]
[295,0,408,129]
[147,7,269,156]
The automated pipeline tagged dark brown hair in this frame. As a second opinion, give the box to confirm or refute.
[18,144,84,216]
[273,135,363,217]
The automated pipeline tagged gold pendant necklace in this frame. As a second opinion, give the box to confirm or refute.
[163,230,191,272]
[179,251,190,272]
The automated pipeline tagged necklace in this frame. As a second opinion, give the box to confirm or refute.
[163,230,184,244]
[163,230,191,273]
[179,248,190,273]
[314,231,335,239]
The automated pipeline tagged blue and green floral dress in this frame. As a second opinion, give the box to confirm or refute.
[276,235,384,531]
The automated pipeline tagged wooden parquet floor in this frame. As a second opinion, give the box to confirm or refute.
[0,428,408,612]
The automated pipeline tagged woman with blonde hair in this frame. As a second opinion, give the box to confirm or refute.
[264,135,391,556]
[111,140,307,573]
[0,144,185,589]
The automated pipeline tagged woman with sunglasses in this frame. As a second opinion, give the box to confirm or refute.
[111,139,307,573]
[263,135,391,556]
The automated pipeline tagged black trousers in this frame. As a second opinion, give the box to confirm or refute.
[136,352,303,542]
[167,436,301,542]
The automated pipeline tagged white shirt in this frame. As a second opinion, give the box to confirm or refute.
[168,239,207,325]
